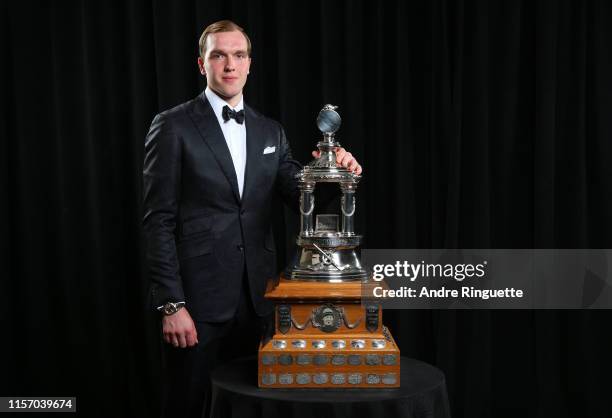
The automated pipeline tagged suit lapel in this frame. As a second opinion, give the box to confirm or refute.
[242,105,267,204]
[188,93,241,203]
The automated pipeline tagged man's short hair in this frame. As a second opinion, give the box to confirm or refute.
[198,20,252,59]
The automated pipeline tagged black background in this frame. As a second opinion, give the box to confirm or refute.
[2,1,612,417]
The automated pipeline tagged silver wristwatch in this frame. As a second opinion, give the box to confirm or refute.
[157,301,186,316]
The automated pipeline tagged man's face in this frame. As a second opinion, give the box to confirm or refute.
[198,31,251,105]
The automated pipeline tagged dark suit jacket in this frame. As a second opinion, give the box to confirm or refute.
[143,92,301,322]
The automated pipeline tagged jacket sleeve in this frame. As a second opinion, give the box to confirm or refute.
[142,113,185,309]
[275,125,302,212]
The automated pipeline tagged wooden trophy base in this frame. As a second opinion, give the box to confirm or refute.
[258,278,400,388]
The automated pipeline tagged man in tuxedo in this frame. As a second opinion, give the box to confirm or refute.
[143,20,361,418]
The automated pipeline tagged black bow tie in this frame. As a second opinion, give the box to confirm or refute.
[222,105,245,124]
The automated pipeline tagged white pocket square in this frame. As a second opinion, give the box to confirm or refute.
[263,146,276,154]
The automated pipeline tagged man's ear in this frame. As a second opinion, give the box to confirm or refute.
[197,57,206,75]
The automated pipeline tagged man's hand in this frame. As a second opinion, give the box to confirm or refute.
[162,308,199,348]
[311,147,362,175]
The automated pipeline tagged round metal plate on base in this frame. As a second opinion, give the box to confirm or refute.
[278,355,293,366]
[272,340,287,350]
[372,339,387,349]
[312,340,326,349]
[331,340,346,349]
[351,339,366,349]
[292,340,306,349]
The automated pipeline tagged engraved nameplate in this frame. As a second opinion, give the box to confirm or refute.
[366,374,380,385]
[279,374,294,385]
[372,339,386,349]
[382,373,397,385]
[262,374,276,385]
[296,373,311,384]
[365,354,381,366]
[278,354,293,365]
[272,340,286,349]
[331,355,346,365]
[365,304,379,332]
[348,373,362,384]
[332,340,346,349]
[312,340,326,349]
[348,355,362,365]
[292,340,306,349]
[351,339,365,349]
[315,214,339,232]
[296,354,312,365]
[313,354,329,366]
[382,354,397,365]
[313,373,329,384]
[278,305,291,334]
[331,373,346,384]
[261,354,275,365]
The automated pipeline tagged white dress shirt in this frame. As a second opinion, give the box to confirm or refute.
[204,87,247,198]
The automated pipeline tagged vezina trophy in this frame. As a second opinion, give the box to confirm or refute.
[258,105,400,388]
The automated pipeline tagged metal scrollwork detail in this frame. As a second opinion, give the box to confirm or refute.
[291,317,311,331]
[342,311,361,329]
[284,304,363,332]
[382,325,392,342]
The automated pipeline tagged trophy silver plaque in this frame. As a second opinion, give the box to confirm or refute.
[284,105,368,281]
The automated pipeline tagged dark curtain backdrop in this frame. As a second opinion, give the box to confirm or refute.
[2,0,612,417]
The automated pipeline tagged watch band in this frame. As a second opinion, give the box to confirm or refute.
[157,301,186,316]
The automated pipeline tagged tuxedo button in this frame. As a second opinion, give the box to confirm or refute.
[240,208,246,215]
[237,244,245,251]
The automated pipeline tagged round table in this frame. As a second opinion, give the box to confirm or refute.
[210,356,451,418]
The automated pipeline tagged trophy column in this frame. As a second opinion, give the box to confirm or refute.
[258,105,400,388]
[340,183,356,235]
[299,182,315,236]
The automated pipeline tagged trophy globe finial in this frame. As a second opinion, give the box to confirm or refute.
[316,104,341,136]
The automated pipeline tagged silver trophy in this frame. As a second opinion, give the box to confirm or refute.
[284,105,368,281]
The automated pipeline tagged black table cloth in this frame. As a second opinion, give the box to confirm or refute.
[210,356,451,418]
